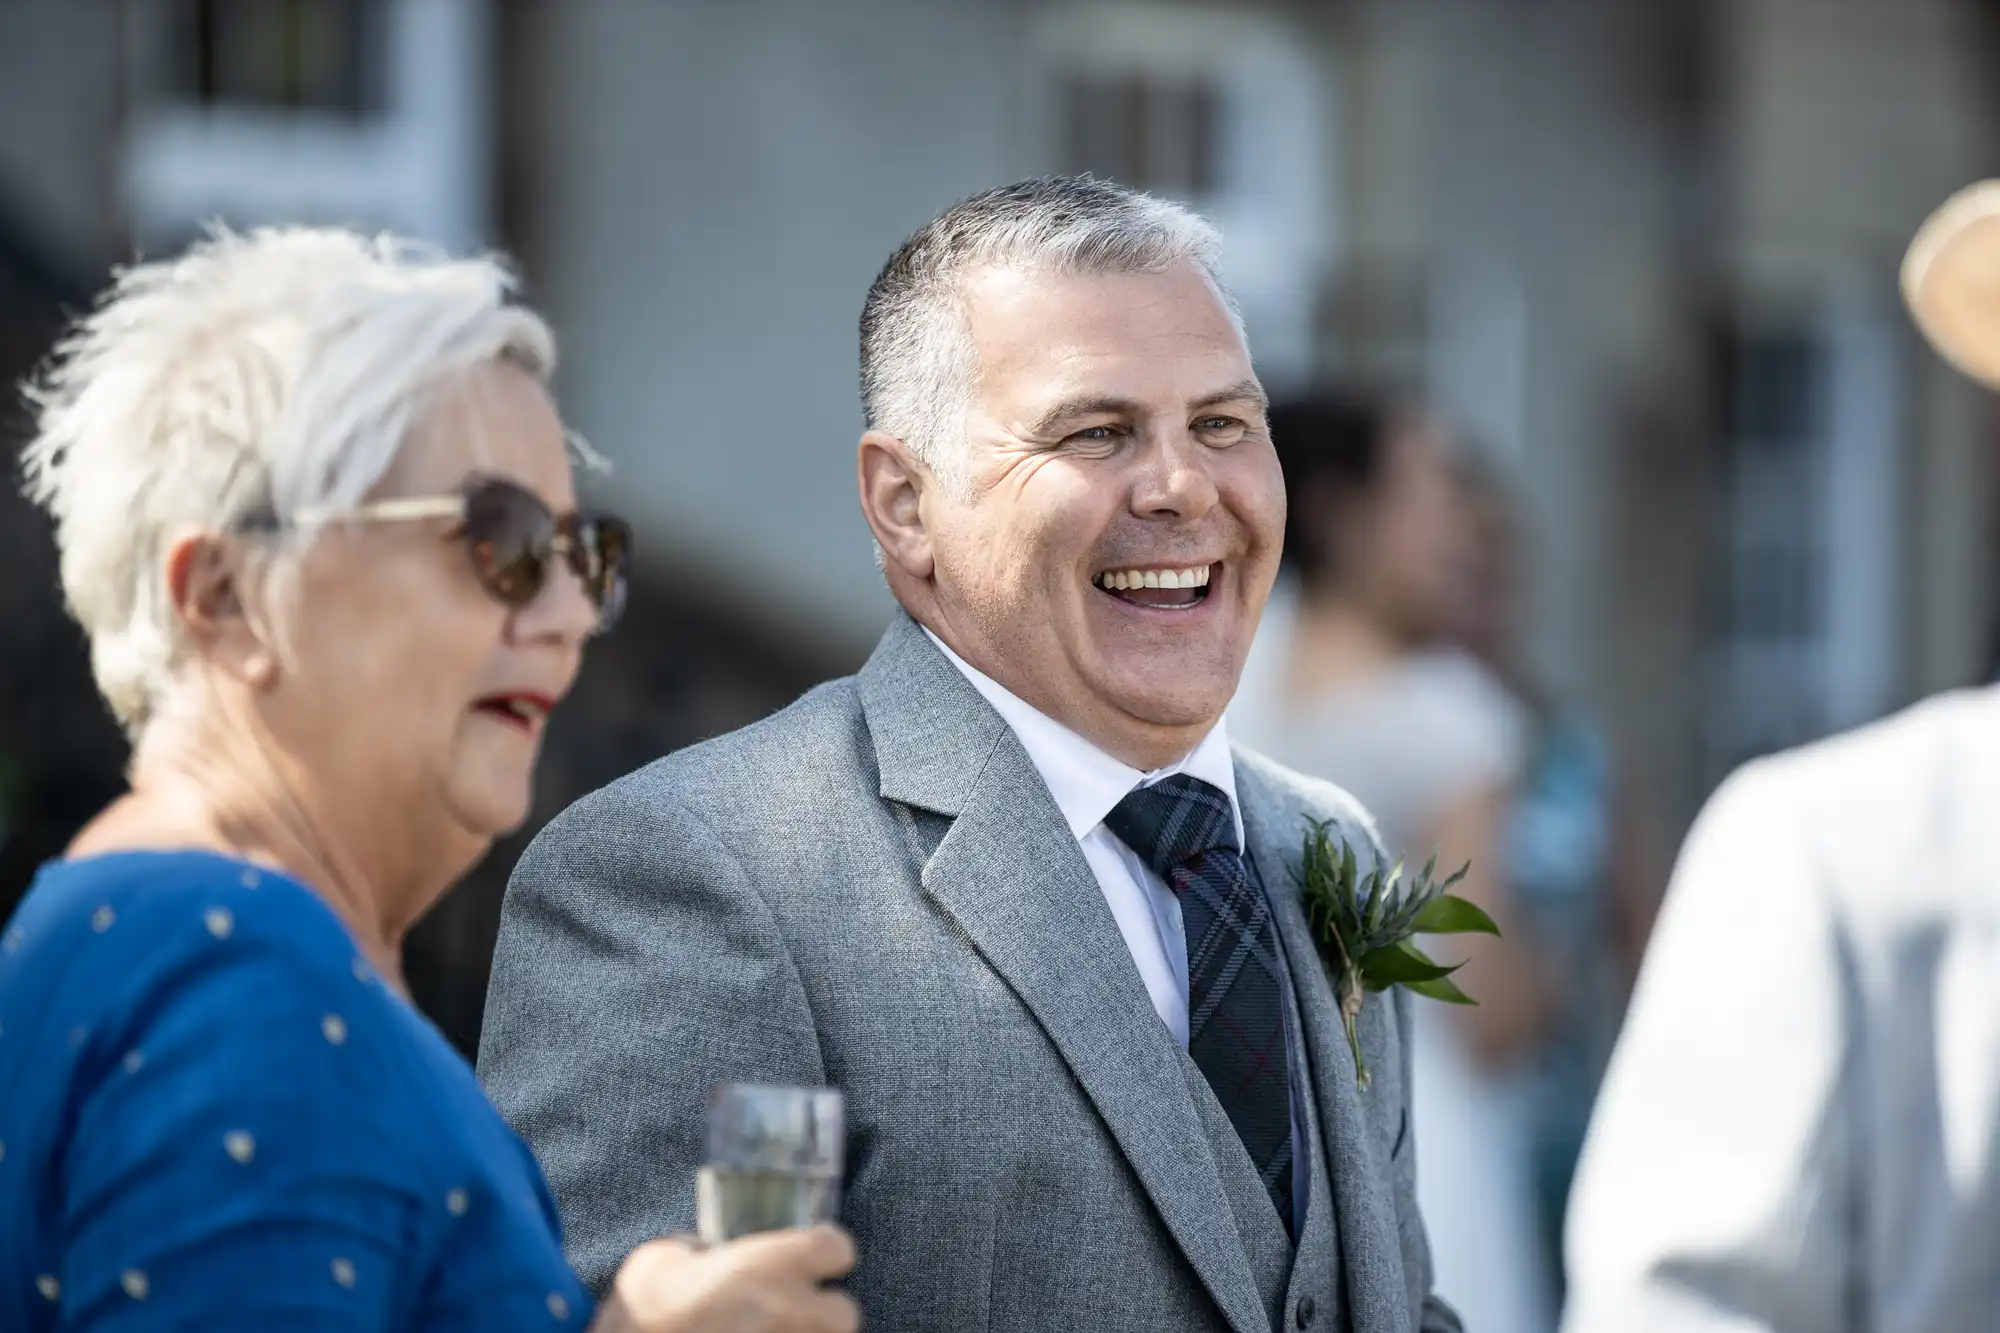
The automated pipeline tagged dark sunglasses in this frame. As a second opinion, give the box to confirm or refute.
[242,473,633,632]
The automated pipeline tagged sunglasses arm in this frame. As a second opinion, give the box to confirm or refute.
[289,496,468,527]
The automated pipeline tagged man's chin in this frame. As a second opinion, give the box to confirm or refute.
[1087,638,1245,721]
[1099,680,1237,737]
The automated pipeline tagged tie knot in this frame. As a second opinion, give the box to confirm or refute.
[1103,774,1238,878]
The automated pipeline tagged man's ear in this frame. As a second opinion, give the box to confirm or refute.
[857,430,936,581]
[164,530,275,688]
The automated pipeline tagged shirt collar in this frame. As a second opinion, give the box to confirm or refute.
[922,626,1243,848]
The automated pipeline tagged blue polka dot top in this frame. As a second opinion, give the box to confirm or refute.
[0,850,592,1330]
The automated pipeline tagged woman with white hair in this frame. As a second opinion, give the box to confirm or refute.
[0,228,858,1332]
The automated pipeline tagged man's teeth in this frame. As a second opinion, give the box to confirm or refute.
[1094,566,1213,591]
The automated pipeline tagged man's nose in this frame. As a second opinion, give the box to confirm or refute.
[1130,431,1221,520]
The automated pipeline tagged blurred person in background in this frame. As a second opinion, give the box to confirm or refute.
[1230,391,1556,1333]
[1453,453,1663,1305]
[0,227,857,1333]
[1561,180,2000,1333]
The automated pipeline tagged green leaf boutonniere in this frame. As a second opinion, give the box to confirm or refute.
[1293,817,1500,1090]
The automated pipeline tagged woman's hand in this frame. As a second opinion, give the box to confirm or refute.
[591,1225,860,1333]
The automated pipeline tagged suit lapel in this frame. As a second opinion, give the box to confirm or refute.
[858,615,1271,1333]
[1237,756,1412,1333]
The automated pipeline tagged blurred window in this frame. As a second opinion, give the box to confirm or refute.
[1727,332,1823,642]
[121,0,487,251]
[161,0,387,117]
[1704,306,1902,782]
[1032,6,1331,388]
[1735,334,1821,446]
[1060,71,1222,199]
[1708,325,1830,772]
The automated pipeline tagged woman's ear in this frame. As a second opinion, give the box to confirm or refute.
[164,530,274,689]
[857,430,937,581]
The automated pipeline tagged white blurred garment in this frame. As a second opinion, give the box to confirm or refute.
[1231,580,1554,1333]
[1563,687,2000,1333]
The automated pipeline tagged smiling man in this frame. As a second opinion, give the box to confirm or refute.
[480,177,1460,1333]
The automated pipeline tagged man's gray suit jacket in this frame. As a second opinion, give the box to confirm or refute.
[479,613,1460,1333]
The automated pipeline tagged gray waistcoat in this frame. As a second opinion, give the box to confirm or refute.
[1177,858,1348,1333]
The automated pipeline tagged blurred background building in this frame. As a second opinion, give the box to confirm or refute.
[2,0,1997,1079]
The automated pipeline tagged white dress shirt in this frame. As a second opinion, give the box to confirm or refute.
[925,630,1308,1231]
[923,628,1243,1045]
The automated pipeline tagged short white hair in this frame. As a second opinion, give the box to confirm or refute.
[20,225,557,736]
[858,175,1241,482]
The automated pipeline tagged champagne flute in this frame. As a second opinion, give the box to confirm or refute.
[695,1083,845,1244]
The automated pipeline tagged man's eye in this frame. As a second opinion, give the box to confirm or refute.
[1067,425,1124,445]
[1197,416,1247,440]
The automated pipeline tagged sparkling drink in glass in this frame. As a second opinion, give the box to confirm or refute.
[695,1083,844,1244]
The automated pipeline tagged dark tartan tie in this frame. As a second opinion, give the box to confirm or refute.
[1105,774,1295,1237]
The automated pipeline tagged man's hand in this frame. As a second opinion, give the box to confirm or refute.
[592,1225,860,1333]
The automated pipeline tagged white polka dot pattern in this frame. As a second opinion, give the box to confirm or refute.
[224,1131,255,1164]
[548,1292,570,1320]
[91,906,115,932]
[322,1014,348,1045]
[331,1257,357,1289]
[447,1187,469,1216]
[121,1269,148,1300]
[205,908,234,939]
[123,1049,144,1074]
[36,1275,59,1301]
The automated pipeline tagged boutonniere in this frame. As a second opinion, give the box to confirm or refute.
[1293,817,1499,1090]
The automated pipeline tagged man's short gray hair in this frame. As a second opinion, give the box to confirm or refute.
[858,175,1239,480]
[19,225,556,737]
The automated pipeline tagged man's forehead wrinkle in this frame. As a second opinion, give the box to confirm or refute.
[1191,377,1269,412]
[963,264,1259,447]
[1015,366,1264,431]
[1022,393,1136,439]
